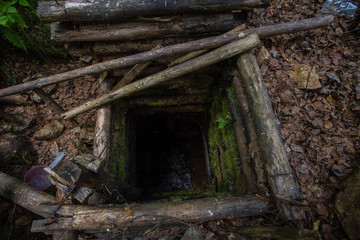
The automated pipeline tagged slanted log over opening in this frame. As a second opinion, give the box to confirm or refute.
[37,0,270,23]
[32,196,268,232]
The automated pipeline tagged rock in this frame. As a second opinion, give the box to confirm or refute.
[0,134,31,164]
[34,120,65,140]
[0,115,35,134]
[289,64,321,89]
[335,168,360,240]
[79,127,94,145]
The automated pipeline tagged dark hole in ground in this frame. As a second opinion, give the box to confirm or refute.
[134,113,210,198]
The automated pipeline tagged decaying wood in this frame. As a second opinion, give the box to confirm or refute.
[228,226,317,240]
[51,13,245,42]
[230,69,267,194]
[128,93,212,107]
[32,196,268,232]
[113,61,152,90]
[62,34,260,119]
[37,0,269,23]
[236,52,307,220]
[0,94,30,105]
[93,77,112,163]
[74,154,105,173]
[72,186,95,204]
[53,231,78,240]
[0,171,56,218]
[225,80,257,193]
[32,88,64,114]
[0,31,249,98]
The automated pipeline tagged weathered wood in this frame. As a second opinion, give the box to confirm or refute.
[37,0,269,23]
[72,186,95,204]
[225,80,257,193]
[93,77,112,163]
[113,61,152,90]
[53,230,78,240]
[236,52,307,220]
[230,69,267,194]
[0,94,30,105]
[32,196,268,232]
[0,31,248,98]
[51,13,245,42]
[74,154,105,173]
[62,34,260,119]
[0,171,56,218]
[33,88,64,114]
[228,226,317,240]
[128,93,212,107]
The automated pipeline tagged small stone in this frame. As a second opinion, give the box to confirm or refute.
[289,64,321,89]
[34,120,65,140]
[257,46,270,65]
[80,55,93,63]
[326,72,341,84]
[79,128,94,144]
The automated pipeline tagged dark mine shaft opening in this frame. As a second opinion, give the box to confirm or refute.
[134,113,210,197]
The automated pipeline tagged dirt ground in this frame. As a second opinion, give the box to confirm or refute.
[0,0,359,239]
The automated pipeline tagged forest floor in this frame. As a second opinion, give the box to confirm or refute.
[0,0,359,239]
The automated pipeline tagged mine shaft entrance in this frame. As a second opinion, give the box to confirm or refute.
[133,112,210,198]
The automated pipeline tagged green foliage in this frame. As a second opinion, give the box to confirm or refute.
[0,0,29,51]
[216,112,231,129]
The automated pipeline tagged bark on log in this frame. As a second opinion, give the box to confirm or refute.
[62,34,260,119]
[93,77,112,163]
[230,69,267,194]
[0,94,30,105]
[0,171,56,218]
[51,13,245,42]
[32,196,268,232]
[225,80,257,193]
[113,61,152,90]
[37,0,269,23]
[0,31,249,98]
[228,226,317,240]
[236,53,307,220]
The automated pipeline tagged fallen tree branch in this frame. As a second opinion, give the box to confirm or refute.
[32,195,268,232]
[61,34,260,119]
[0,171,56,218]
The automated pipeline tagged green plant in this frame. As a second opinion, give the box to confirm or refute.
[216,112,232,129]
[0,0,30,51]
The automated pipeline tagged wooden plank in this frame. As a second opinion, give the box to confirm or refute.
[37,0,269,23]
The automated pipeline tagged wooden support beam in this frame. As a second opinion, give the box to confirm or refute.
[51,13,245,42]
[32,196,268,232]
[0,15,333,98]
[37,0,269,23]
[93,77,112,164]
[0,31,248,98]
[236,52,308,220]
[61,34,259,119]
[0,171,56,218]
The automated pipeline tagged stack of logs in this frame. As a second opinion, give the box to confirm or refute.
[0,0,335,239]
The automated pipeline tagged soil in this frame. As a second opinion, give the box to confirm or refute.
[0,0,359,239]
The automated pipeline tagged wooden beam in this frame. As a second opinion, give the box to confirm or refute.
[61,34,260,119]
[236,52,308,220]
[32,196,268,232]
[37,0,269,23]
[0,171,56,218]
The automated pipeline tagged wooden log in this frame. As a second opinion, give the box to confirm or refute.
[62,34,259,119]
[0,31,248,98]
[74,154,105,173]
[32,196,268,232]
[93,77,112,163]
[0,94,30,105]
[228,226,317,240]
[0,171,56,218]
[236,52,307,220]
[51,13,245,42]
[230,69,267,194]
[225,80,257,193]
[37,0,269,23]
[0,15,333,98]
[128,93,212,107]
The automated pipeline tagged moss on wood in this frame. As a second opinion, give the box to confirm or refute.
[208,86,246,194]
